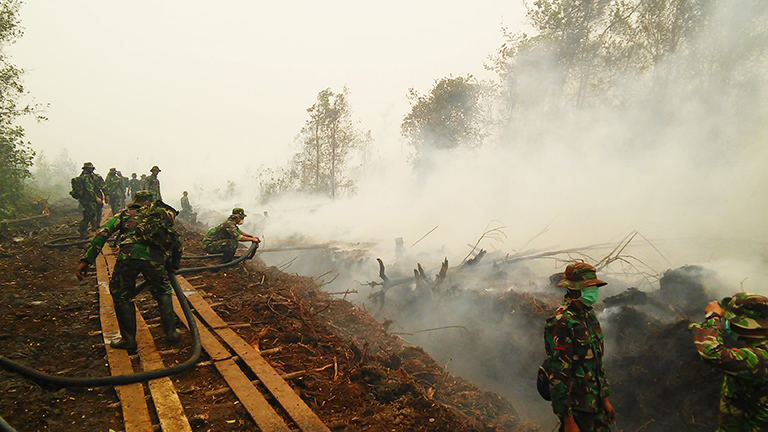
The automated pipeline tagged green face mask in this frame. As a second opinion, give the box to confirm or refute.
[579,286,600,306]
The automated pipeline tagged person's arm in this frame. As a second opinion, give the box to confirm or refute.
[238,232,260,243]
[545,319,576,419]
[689,301,768,379]
[76,215,120,279]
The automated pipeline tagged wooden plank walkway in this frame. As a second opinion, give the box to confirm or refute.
[175,278,331,432]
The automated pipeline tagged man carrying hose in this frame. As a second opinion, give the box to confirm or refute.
[203,208,260,263]
[75,190,182,352]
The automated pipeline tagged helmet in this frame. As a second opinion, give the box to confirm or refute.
[722,293,768,330]
[556,262,607,290]
[109,167,116,172]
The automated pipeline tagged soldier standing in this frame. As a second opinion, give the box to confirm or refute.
[75,190,182,351]
[105,168,126,215]
[544,262,616,432]
[145,165,162,202]
[128,173,141,199]
[690,293,768,430]
[202,208,260,262]
[72,162,106,238]
[179,191,195,222]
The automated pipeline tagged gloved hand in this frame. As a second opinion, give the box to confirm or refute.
[76,261,89,281]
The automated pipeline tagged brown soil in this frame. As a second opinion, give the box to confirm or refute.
[0,201,539,432]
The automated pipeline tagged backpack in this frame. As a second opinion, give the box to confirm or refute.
[536,359,552,401]
[70,176,86,200]
[133,201,179,252]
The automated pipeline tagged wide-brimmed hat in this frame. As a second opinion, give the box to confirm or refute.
[150,165,161,172]
[82,162,95,170]
[556,262,607,290]
[231,208,247,218]
[722,292,768,330]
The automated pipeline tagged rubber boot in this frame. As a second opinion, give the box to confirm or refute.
[111,302,137,351]
[157,295,180,343]
[221,248,235,264]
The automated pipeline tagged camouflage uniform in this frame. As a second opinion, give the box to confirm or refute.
[81,197,182,304]
[203,216,242,260]
[76,164,106,236]
[105,169,126,215]
[128,174,141,200]
[545,263,612,431]
[146,166,162,202]
[690,293,768,431]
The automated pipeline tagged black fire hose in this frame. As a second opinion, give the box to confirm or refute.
[0,272,201,387]
[176,241,259,275]
[44,235,117,248]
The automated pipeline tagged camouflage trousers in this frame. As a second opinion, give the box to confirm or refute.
[203,239,238,260]
[109,258,172,304]
[108,195,124,215]
[718,410,768,431]
[79,200,102,235]
[558,410,611,432]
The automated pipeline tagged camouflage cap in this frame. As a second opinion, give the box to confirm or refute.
[133,190,154,202]
[150,165,161,172]
[231,208,247,218]
[82,162,95,170]
[722,292,768,330]
[556,262,607,290]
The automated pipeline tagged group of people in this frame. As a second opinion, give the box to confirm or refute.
[71,162,163,238]
[545,263,768,431]
[74,162,261,352]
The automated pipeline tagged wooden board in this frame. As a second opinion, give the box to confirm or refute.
[176,277,329,432]
[135,310,192,432]
[96,253,153,432]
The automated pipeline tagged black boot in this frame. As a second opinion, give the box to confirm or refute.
[111,302,137,351]
[221,249,235,264]
[156,295,180,343]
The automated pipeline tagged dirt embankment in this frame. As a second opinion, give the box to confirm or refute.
[0,201,535,432]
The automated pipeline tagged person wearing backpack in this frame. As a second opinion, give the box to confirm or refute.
[71,162,106,238]
[105,168,126,215]
[544,262,616,432]
[203,208,260,262]
[75,190,183,352]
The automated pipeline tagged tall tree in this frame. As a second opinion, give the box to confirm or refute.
[489,0,711,107]
[260,87,366,201]
[0,0,44,217]
[401,75,485,158]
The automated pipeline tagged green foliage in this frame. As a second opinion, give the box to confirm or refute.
[260,87,366,201]
[401,75,486,155]
[490,0,711,107]
[0,0,45,218]
[29,149,77,202]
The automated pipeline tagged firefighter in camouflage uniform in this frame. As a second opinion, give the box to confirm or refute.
[145,165,162,202]
[544,262,616,432]
[690,293,768,431]
[105,167,126,215]
[75,190,182,352]
[203,208,260,262]
[72,162,106,238]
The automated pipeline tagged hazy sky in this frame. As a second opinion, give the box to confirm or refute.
[10,1,768,295]
[11,1,526,177]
